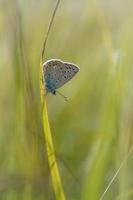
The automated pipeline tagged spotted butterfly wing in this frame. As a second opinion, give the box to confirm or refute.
[43,59,79,94]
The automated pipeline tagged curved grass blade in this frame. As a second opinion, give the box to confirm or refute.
[40,1,66,199]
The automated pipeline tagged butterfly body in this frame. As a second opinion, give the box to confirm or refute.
[43,59,79,95]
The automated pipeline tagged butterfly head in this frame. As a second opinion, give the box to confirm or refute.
[52,90,56,95]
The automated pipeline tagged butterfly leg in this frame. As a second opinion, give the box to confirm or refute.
[56,91,68,102]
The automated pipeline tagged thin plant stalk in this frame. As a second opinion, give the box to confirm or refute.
[40,1,66,199]
[100,145,133,200]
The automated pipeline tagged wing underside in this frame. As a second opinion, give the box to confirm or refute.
[43,59,79,90]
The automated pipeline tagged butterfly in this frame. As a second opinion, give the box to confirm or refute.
[42,59,79,96]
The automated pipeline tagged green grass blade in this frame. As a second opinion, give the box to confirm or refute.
[40,0,66,199]
[42,96,66,200]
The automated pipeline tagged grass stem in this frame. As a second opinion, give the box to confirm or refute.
[40,1,66,199]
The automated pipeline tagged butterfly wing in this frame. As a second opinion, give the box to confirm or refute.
[43,59,79,92]
[43,60,60,93]
[54,61,79,89]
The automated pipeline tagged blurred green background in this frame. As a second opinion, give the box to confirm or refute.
[0,0,133,199]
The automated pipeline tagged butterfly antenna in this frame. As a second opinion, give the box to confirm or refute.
[56,91,68,102]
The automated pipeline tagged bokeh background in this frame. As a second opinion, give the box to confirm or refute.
[0,0,133,199]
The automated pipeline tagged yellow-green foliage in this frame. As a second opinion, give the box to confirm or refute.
[0,0,133,200]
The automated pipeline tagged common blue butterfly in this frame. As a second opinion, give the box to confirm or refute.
[43,59,79,95]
